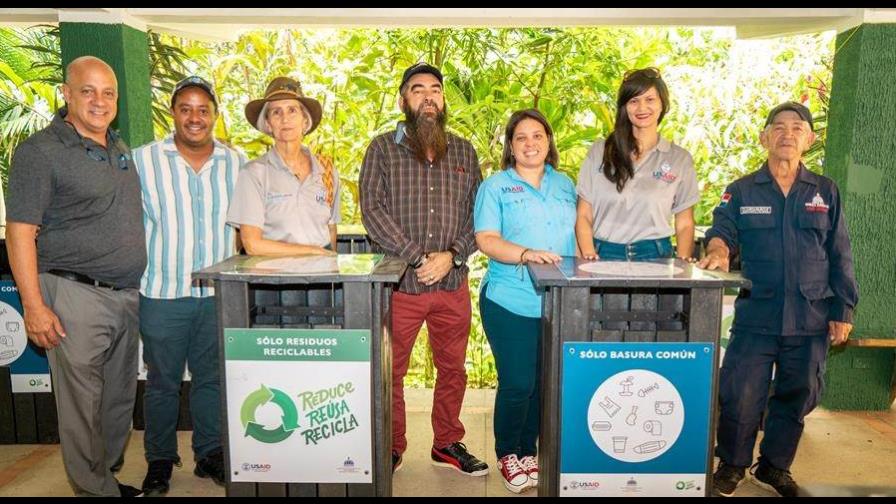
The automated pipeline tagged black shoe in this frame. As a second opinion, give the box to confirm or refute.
[392,452,403,474]
[110,454,125,474]
[712,461,745,497]
[142,459,175,497]
[194,448,226,486]
[431,442,489,476]
[118,483,144,497]
[751,460,800,497]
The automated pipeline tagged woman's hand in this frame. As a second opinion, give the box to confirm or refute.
[522,249,562,264]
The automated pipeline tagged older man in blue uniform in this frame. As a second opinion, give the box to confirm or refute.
[698,102,859,497]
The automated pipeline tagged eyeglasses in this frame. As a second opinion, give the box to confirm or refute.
[623,67,662,81]
[65,121,130,170]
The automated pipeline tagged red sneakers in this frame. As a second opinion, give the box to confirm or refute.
[497,454,530,493]
[519,455,538,487]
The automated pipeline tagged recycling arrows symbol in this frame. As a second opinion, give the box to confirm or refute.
[240,385,299,443]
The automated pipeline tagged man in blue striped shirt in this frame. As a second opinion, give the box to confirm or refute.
[132,76,245,496]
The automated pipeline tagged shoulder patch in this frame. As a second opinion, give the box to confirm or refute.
[719,192,732,208]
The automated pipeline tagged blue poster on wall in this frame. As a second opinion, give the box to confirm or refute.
[560,342,714,496]
[0,280,52,393]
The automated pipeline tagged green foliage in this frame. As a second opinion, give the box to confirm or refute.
[0,25,835,388]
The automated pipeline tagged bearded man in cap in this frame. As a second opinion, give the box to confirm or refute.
[698,102,859,497]
[359,63,487,476]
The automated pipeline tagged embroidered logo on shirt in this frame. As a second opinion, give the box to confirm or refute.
[652,162,677,183]
[804,192,829,213]
[501,185,525,194]
[740,206,772,215]
[315,190,327,206]
[719,192,732,208]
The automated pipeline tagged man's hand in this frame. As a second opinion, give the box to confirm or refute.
[416,251,453,286]
[24,303,66,349]
[829,321,853,346]
[697,250,730,272]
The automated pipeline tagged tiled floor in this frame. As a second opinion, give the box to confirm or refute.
[1,388,895,497]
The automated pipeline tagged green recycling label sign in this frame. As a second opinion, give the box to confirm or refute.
[224,328,372,483]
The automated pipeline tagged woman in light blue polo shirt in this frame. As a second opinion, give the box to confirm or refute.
[473,109,577,494]
[575,67,699,261]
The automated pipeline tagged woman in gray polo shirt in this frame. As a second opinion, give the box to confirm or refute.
[227,77,340,256]
[575,68,698,261]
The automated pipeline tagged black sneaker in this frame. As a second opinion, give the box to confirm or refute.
[142,459,176,497]
[751,461,800,497]
[712,462,746,497]
[392,452,403,474]
[194,448,226,486]
[431,442,489,476]
[117,482,144,497]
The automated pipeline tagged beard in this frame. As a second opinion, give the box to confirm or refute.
[402,100,448,163]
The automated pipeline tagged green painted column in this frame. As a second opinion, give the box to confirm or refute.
[822,23,896,410]
[59,22,152,149]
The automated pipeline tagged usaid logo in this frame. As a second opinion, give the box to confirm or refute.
[501,185,525,194]
[241,462,272,472]
[569,480,601,490]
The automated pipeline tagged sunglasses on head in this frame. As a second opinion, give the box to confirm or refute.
[623,67,662,81]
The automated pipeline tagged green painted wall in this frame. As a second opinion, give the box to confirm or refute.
[59,22,152,149]
[822,23,896,410]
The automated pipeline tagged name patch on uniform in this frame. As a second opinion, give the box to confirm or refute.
[740,206,772,215]
[652,161,677,183]
[501,185,525,194]
[266,192,293,202]
[804,192,829,213]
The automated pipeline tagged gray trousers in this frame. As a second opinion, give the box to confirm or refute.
[40,273,139,497]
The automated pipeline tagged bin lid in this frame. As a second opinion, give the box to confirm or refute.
[527,257,750,289]
[193,253,406,284]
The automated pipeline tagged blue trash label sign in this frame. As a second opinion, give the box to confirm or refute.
[560,342,714,496]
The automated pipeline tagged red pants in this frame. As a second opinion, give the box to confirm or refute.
[391,282,471,455]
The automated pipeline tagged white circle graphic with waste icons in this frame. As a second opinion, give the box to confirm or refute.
[0,301,27,366]
[587,369,684,463]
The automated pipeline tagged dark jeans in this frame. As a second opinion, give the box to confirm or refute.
[479,290,542,458]
[140,295,221,463]
[716,331,829,470]
[594,237,673,261]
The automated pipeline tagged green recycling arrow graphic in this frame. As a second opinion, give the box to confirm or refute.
[240,385,299,444]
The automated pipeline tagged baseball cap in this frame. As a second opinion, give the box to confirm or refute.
[399,62,443,92]
[765,101,813,130]
[171,75,218,108]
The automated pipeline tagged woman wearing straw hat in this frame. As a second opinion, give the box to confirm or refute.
[227,76,339,256]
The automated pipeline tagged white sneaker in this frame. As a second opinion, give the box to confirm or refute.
[519,455,538,487]
[497,454,529,494]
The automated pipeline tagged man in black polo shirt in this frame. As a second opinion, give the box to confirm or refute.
[5,56,146,497]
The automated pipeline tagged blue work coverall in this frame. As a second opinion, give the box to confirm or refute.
[705,163,859,470]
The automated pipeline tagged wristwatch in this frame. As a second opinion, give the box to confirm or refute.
[411,254,426,269]
[448,246,465,268]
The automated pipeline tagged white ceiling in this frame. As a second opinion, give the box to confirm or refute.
[0,8,893,41]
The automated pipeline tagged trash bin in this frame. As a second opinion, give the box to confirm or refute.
[528,257,749,497]
[194,253,404,497]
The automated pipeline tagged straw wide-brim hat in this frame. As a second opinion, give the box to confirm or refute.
[244,76,322,136]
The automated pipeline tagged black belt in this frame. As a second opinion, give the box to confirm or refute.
[47,269,122,290]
